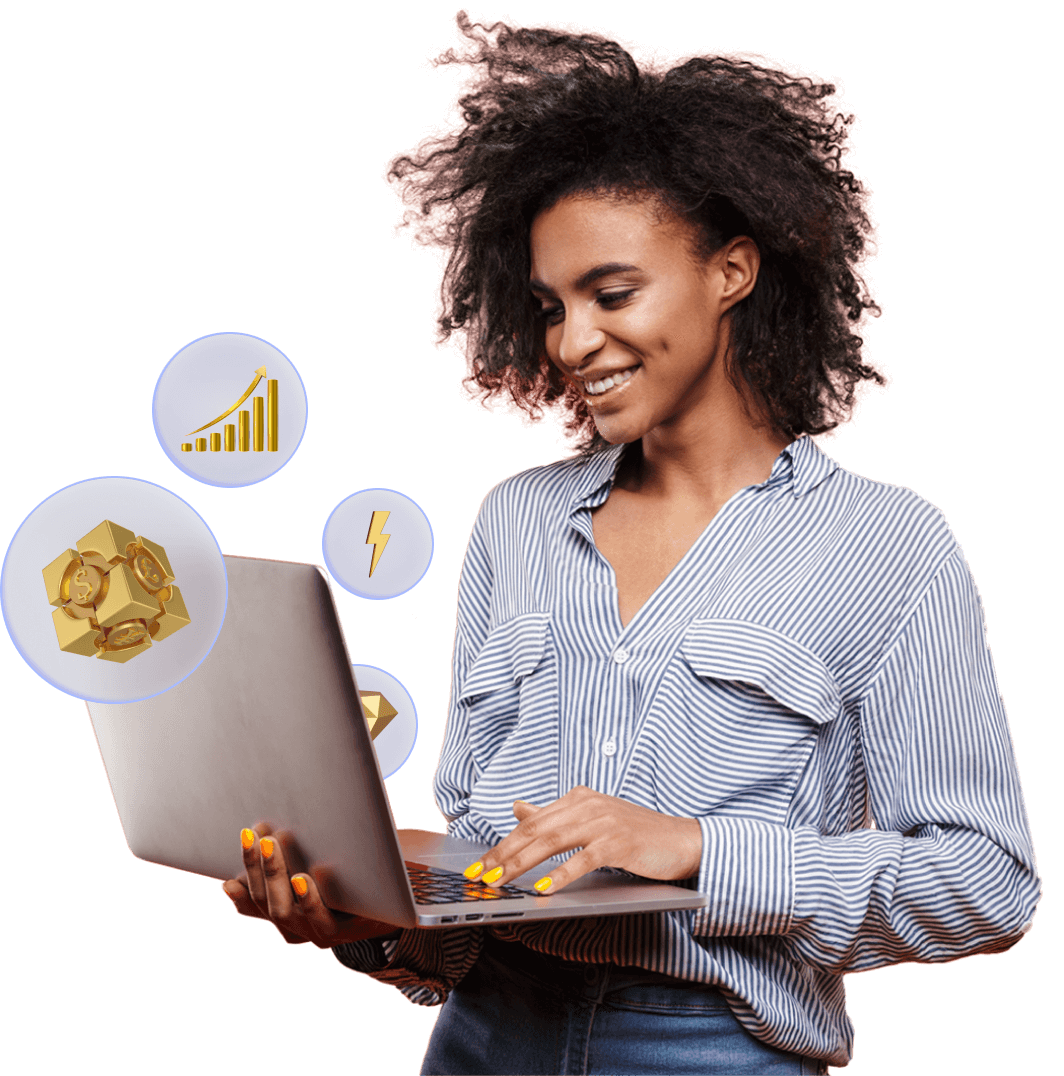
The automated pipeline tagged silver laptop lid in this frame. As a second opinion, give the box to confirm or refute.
[86,555,420,927]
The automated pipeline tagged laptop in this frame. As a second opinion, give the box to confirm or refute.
[85,555,708,929]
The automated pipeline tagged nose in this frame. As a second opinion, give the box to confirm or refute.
[555,307,606,373]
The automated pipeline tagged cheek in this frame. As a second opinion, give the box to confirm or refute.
[543,331,566,374]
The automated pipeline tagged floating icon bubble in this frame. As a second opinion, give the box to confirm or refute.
[323,489,432,599]
[3,477,226,702]
[153,332,307,487]
[353,664,417,778]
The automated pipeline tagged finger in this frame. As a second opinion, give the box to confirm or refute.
[257,831,297,922]
[223,875,307,942]
[525,846,602,895]
[463,798,550,880]
[222,876,265,918]
[481,799,595,886]
[240,822,275,912]
[255,834,317,944]
[288,872,344,947]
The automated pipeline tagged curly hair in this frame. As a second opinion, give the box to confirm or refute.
[390,13,883,447]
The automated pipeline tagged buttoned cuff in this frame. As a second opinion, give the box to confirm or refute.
[689,815,794,936]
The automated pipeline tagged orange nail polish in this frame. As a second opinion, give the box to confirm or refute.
[463,861,483,880]
[259,837,274,859]
[291,875,308,897]
[482,866,503,885]
[240,828,255,850]
[534,876,553,893]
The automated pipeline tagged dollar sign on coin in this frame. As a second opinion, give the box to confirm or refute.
[69,565,101,605]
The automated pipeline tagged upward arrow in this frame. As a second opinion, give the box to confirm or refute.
[188,367,268,434]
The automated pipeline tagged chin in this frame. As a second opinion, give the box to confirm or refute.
[591,423,645,446]
[589,405,652,445]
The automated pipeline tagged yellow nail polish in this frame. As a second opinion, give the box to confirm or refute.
[240,828,255,850]
[463,861,483,880]
[259,837,274,859]
[291,875,308,897]
[534,876,553,893]
[482,866,503,884]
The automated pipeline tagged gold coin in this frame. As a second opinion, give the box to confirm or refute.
[67,564,103,606]
[107,619,149,648]
[132,552,165,591]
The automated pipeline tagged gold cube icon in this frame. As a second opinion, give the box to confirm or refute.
[152,585,192,642]
[42,521,191,663]
[77,520,137,565]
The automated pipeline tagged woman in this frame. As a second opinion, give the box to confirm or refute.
[224,17,1039,1075]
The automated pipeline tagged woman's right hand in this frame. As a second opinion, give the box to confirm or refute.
[222,823,400,948]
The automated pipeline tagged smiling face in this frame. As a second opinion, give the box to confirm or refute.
[529,191,760,447]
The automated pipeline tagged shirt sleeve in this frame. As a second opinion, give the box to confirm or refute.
[333,929,483,1006]
[690,548,1040,970]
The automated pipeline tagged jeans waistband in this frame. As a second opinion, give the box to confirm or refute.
[480,933,733,1010]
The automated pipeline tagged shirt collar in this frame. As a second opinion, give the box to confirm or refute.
[570,435,839,510]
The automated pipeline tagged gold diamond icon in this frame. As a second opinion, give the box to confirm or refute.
[359,691,398,740]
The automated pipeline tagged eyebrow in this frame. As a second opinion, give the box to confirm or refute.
[529,262,641,294]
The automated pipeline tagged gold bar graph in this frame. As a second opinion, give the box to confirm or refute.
[267,379,278,451]
[184,369,280,457]
[253,397,264,451]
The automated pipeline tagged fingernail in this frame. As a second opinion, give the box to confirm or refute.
[240,828,255,850]
[482,866,503,885]
[463,861,483,880]
[534,876,553,893]
[259,837,274,859]
[291,875,308,897]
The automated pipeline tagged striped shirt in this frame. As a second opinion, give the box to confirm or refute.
[336,436,1039,1065]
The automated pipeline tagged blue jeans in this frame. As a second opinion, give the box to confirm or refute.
[421,936,826,1075]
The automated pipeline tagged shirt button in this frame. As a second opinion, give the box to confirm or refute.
[602,738,617,757]
[613,648,630,664]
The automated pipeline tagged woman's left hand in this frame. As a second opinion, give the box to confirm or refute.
[463,786,702,894]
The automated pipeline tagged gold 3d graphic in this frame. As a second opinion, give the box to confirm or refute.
[366,511,391,577]
[179,365,278,453]
[42,520,191,663]
[359,690,398,740]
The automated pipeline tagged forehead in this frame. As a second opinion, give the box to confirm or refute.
[529,192,697,282]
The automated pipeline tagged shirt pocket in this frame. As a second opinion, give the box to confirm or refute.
[457,611,553,770]
[634,619,842,821]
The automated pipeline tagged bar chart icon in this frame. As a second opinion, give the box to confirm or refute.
[179,366,279,453]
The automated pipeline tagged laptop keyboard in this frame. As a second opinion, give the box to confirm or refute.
[405,861,538,904]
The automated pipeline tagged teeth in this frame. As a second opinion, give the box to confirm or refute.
[584,368,635,396]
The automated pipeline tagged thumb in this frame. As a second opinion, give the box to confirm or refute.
[512,799,541,820]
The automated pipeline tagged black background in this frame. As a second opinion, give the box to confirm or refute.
[6,10,1037,1076]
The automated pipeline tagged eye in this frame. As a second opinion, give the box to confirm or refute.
[535,302,564,326]
[598,289,635,309]
[531,290,632,322]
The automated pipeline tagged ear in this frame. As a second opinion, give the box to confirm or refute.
[711,236,760,313]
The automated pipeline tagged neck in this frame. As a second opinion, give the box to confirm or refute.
[619,373,791,506]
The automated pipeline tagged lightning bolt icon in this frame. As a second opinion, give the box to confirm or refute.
[366,510,391,577]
